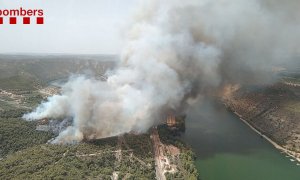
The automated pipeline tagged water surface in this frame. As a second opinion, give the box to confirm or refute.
[182,98,300,180]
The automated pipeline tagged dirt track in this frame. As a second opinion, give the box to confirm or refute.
[151,127,166,180]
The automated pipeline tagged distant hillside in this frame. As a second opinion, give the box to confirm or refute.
[223,83,300,157]
[0,54,117,89]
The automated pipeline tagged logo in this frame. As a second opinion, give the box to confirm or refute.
[0,7,44,25]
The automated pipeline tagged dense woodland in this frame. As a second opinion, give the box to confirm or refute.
[0,135,156,179]
[0,118,53,157]
[0,115,197,179]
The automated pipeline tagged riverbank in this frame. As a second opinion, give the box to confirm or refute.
[183,97,300,180]
[224,103,300,164]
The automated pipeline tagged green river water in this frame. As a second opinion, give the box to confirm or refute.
[182,98,300,180]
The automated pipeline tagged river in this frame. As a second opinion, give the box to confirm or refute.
[182,97,300,180]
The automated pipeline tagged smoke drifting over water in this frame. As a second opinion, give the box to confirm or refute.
[23,0,300,143]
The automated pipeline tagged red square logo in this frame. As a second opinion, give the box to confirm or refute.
[23,17,30,24]
[36,17,44,24]
[10,17,17,24]
[0,17,3,24]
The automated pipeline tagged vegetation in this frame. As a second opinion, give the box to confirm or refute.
[22,92,45,107]
[284,101,300,113]
[0,144,115,179]
[0,118,53,157]
[117,133,156,179]
[123,133,154,160]
[0,109,28,118]
[0,135,156,179]
[0,54,116,84]
[0,56,200,179]
[158,125,199,180]
[0,75,41,90]
[0,56,139,179]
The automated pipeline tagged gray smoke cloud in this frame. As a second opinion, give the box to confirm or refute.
[23,0,300,143]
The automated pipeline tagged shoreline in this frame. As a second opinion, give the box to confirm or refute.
[224,103,300,164]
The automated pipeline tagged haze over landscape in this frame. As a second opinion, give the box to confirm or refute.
[23,0,300,144]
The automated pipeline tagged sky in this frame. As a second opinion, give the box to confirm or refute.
[0,0,140,54]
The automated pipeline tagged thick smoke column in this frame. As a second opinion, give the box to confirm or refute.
[23,0,300,143]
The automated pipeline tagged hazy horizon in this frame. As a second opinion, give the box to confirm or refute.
[0,0,141,54]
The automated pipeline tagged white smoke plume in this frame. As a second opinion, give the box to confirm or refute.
[23,0,300,143]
